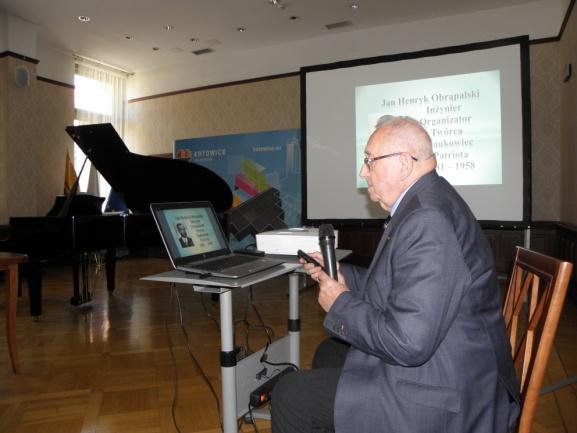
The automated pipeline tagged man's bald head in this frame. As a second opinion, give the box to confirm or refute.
[372,116,434,161]
[360,115,437,211]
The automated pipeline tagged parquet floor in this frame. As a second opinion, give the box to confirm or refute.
[0,256,577,433]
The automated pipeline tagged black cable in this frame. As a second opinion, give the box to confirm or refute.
[243,286,275,350]
[248,286,275,340]
[234,318,253,355]
[233,287,275,357]
[165,284,183,433]
[247,403,261,433]
[260,342,299,372]
[233,319,274,356]
[200,292,221,331]
[241,291,253,353]
[174,287,223,431]
[247,323,275,345]
[262,359,299,372]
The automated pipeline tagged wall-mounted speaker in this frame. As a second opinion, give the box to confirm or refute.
[14,66,30,88]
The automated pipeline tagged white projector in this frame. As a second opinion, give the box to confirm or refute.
[256,227,338,256]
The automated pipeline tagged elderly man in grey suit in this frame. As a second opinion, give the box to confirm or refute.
[272,116,520,433]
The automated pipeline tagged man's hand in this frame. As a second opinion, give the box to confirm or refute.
[299,252,348,312]
[316,270,348,312]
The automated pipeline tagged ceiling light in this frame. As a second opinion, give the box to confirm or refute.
[237,27,246,32]
[269,0,285,9]
[325,20,353,30]
[192,48,214,55]
[78,15,91,22]
[163,24,173,31]
[349,3,359,9]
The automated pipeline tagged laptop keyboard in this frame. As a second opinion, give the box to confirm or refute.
[197,255,258,271]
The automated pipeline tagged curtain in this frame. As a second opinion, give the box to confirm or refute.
[74,57,128,202]
[75,58,126,135]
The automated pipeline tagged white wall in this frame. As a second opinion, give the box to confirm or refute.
[37,41,75,85]
[3,13,37,58]
[0,13,6,51]
[1,13,75,85]
[128,0,566,99]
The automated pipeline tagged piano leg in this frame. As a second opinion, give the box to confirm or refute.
[71,255,80,305]
[23,251,117,315]
[105,249,116,292]
[70,253,92,306]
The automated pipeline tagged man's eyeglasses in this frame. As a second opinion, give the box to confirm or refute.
[363,152,418,169]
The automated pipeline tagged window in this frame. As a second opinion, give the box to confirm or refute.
[73,58,127,209]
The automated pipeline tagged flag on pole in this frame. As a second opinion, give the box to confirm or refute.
[64,151,77,194]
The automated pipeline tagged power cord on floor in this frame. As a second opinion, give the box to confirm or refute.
[165,284,184,433]
[247,403,261,433]
[200,292,221,331]
[166,284,284,433]
[174,287,223,431]
[165,284,224,433]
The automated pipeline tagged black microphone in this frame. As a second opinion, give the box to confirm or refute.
[319,224,338,280]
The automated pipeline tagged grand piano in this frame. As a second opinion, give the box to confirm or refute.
[2,123,233,316]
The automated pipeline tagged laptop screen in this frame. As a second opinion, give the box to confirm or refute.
[150,201,230,265]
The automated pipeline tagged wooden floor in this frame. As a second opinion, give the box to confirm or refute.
[1,256,577,433]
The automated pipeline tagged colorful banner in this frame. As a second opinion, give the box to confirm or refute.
[174,129,301,244]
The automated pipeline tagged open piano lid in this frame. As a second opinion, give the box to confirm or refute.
[66,123,233,213]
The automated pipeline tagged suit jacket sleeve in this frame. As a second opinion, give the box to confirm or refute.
[340,263,367,294]
[324,207,473,366]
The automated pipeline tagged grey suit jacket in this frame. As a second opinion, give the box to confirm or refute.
[326,171,520,433]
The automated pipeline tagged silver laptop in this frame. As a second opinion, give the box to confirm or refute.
[150,201,284,278]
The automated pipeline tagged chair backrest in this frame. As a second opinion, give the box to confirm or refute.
[502,246,573,433]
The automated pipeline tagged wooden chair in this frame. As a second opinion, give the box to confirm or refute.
[502,246,573,433]
[0,252,28,374]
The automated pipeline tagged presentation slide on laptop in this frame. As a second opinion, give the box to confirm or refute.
[159,207,227,258]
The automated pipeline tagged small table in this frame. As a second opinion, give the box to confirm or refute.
[143,262,301,433]
[0,252,28,374]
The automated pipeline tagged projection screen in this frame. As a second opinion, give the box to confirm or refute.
[301,36,531,225]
